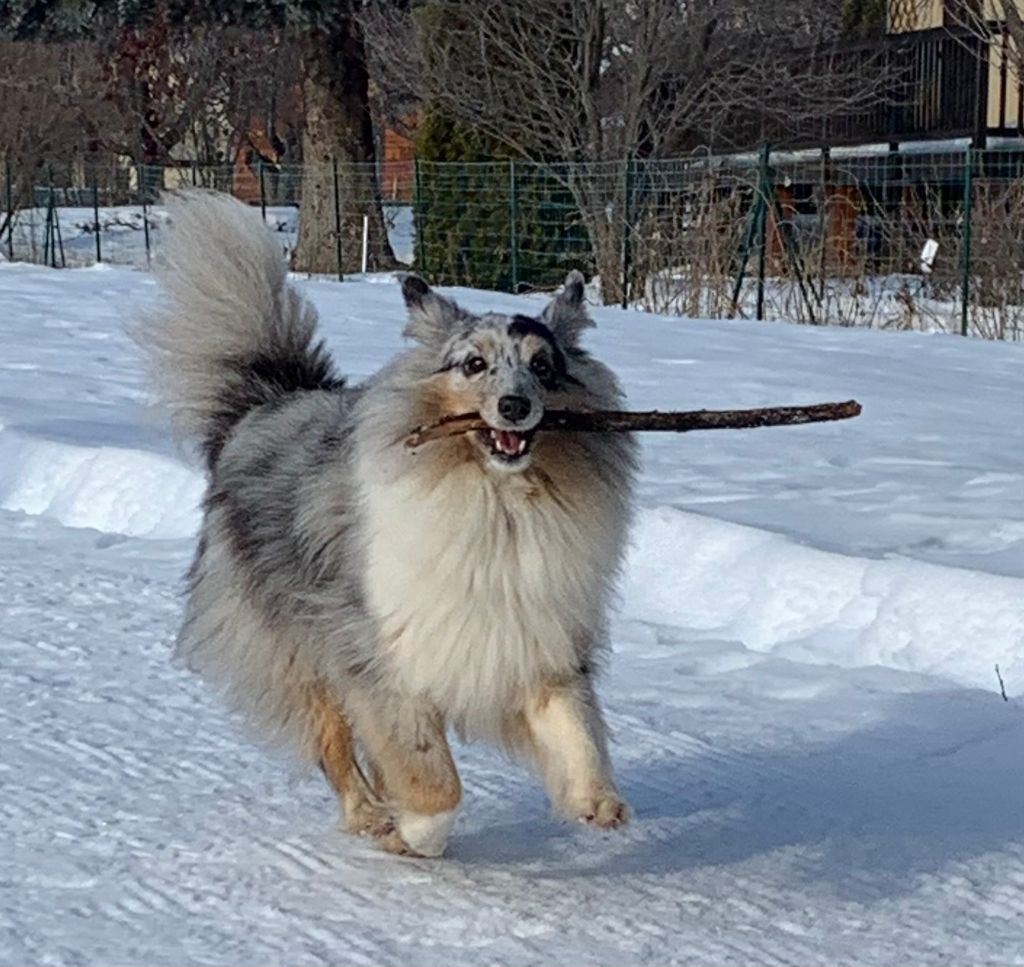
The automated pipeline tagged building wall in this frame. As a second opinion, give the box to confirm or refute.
[382,118,418,203]
[888,0,943,33]
[889,0,1024,34]
[982,0,1024,21]
[987,30,1023,130]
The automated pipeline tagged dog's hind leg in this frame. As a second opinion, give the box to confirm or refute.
[516,677,630,830]
[345,691,462,858]
[309,685,411,853]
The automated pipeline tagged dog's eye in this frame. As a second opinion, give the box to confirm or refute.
[530,356,553,382]
[462,355,487,377]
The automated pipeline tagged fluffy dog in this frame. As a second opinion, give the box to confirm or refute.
[138,191,636,857]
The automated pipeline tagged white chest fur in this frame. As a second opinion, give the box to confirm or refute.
[361,464,622,735]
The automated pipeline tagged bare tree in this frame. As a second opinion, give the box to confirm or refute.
[361,0,420,141]
[2,1,396,274]
[365,0,899,302]
[0,14,293,170]
[112,19,301,169]
[0,38,125,204]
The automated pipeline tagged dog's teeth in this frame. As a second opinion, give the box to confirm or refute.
[487,429,528,457]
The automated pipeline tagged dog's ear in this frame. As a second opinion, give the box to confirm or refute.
[541,271,593,346]
[400,274,463,345]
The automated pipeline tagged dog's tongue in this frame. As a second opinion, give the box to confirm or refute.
[495,431,522,455]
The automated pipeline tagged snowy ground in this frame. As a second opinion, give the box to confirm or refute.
[3,203,415,269]
[2,262,1024,965]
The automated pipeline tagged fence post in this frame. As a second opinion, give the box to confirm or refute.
[43,167,52,266]
[258,159,267,224]
[731,186,761,315]
[45,167,65,269]
[509,160,519,293]
[54,191,65,267]
[960,145,974,337]
[43,185,53,267]
[138,163,151,269]
[817,146,829,303]
[755,142,770,321]
[92,166,102,264]
[332,158,344,282]
[4,157,13,262]
[621,158,634,310]
[414,157,427,277]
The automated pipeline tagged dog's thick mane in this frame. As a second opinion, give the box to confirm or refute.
[353,403,633,738]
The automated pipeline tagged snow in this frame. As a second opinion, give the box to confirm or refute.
[5,203,415,269]
[3,262,1024,965]
[626,508,1024,691]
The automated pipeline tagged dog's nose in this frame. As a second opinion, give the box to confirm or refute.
[498,394,532,424]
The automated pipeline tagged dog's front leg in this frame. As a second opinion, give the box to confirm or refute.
[346,690,462,857]
[522,678,629,829]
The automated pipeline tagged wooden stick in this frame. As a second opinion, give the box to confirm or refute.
[404,400,862,449]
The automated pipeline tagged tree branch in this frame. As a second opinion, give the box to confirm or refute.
[405,400,862,449]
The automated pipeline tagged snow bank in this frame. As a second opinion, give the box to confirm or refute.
[4,413,1019,695]
[625,505,1024,693]
[0,429,202,539]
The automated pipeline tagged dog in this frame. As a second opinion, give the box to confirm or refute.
[138,191,637,857]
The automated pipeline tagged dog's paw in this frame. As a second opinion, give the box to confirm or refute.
[375,826,423,857]
[395,809,455,858]
[576,793,630,830]
[372,812,456,858]
[344,797,396,840]
[345,803,423,856]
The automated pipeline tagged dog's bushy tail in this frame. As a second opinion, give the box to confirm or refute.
[136,190,339,470]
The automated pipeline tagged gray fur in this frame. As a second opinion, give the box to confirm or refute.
[138,191,637,851]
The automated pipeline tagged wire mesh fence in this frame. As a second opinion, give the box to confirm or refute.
[2,147,1023,340]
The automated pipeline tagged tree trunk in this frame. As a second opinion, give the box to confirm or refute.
[294,15,395,274]
[571,170,627,306]
[588,218,626,306]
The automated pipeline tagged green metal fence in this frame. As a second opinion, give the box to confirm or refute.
[2,148,1023,340]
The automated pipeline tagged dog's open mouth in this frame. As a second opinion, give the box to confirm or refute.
[477,427,537,462]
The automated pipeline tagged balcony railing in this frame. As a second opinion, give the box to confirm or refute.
[714,27,1018,151]
[829,27,987,145]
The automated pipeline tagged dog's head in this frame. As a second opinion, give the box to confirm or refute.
[401,271,599,474]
